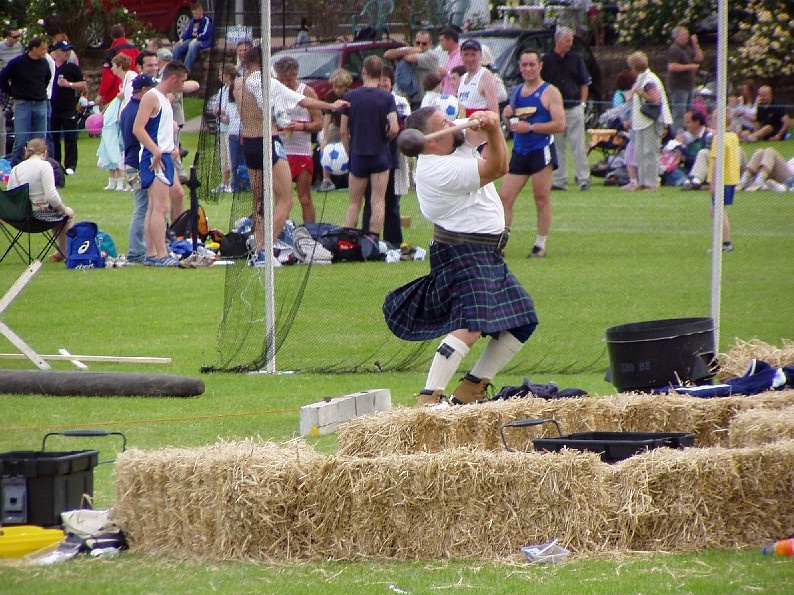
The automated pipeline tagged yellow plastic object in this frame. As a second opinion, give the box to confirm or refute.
[0,526,64,558]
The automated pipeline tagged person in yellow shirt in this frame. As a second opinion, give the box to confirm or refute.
[707,126,741,253]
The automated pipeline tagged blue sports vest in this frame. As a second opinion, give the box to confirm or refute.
[511,81,553,155]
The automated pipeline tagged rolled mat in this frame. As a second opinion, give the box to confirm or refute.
[0,370,204,397]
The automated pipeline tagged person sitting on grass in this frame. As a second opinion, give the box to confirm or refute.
[6,138,74,261]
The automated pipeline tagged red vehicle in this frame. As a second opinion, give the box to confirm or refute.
[126,0,196,39]
[84,0,198,48]
[270,39,402,100]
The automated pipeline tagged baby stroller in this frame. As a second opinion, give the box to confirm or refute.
[588,104,629,178]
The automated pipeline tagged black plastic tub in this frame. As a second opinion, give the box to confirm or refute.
[605,317,716,392]
[532,431,696,463]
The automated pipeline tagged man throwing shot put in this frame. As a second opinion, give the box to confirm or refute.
[383,107,539,406]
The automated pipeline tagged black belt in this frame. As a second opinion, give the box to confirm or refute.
[433,225,509,249]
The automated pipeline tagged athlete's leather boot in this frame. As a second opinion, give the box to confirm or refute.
[450,373,492,405]
[415,388,444,407]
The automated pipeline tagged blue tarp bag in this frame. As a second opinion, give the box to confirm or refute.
[66,221,105,269]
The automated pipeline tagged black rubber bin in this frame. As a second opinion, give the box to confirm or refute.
[605,317,716,392]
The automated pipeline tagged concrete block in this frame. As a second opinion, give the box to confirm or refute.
[299,389,392,436]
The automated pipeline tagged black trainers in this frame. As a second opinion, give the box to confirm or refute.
[528,245,546,258]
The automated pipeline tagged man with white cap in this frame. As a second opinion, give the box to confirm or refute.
[49,39,86,175]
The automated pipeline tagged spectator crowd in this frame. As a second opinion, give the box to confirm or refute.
[1,6,791,267]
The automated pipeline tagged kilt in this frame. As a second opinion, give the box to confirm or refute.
[383,242,538,341]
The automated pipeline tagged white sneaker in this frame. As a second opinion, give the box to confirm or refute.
[211,184,225,193]
[115,183,127,192]
[764,180,787,192]
[103,181,115,190]
[744,181,762,192]
[319,179,336,192]
[65,168,75,175]
[223,184,233,193]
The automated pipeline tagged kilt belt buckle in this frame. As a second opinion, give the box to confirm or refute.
[497,228,510,250]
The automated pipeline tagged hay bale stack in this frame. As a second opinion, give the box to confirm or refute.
[338,392,794,456]
[114,439,794,560]
[606,440,794,551]
[114,440,325,558]
[279,448,610,559]
[604,391,794,447]
[717,338,794,381]
[729,406,794,447]
[338,397,605,456]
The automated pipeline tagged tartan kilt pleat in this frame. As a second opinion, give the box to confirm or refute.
[383,242,538,341]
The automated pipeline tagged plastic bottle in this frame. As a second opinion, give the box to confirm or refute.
[762,538,794,556]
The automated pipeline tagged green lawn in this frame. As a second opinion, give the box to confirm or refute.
[0,129,792,592]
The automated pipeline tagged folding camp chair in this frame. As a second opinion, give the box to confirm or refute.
[0,184,67,264]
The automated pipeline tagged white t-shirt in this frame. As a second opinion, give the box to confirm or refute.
[119,70,137,111]
[415,132,505,234]
[245,71,305,115]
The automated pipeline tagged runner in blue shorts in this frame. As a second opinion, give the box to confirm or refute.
[498,50,567,258]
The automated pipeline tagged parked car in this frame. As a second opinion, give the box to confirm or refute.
[460,26,604,127]
[82,0,201,48]
[270,39,403,100]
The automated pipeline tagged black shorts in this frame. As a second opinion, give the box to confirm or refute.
[349,150,391,178]
[508,144,558,176]
[243,136,287,170]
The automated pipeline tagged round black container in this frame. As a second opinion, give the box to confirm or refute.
[605,317,716,392]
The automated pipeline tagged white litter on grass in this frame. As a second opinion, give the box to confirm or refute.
[521,539,570,564]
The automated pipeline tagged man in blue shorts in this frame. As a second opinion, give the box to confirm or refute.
[132,61,189,267]
[384,108,538,406]
[499,50,566,258]
[340,56,399,236]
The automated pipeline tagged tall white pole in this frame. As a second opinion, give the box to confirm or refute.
[260,0,277,373]
[709,0,728,350]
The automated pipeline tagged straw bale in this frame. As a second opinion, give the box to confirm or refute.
[338,391,794,456]
[338,397,606,457]
[717,338,794,381]
[113,438,794,561]
[601,391,794,447]
[298,448,612,559]
[606,440,794,551]
[113,439,325,559]
[729,406,794,447]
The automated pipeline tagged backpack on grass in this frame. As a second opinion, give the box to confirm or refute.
[66,221,105,269]
[168,205,209,241]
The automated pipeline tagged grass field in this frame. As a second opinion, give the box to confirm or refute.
[0,115,792,591]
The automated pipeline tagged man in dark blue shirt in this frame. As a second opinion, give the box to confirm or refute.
[120,74,157,264]
[0,37,51,165]
[340,56,399,237]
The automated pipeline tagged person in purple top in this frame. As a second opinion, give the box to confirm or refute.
[340,55,399,237]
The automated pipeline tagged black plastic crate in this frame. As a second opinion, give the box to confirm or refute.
[532,431,695,463]
[0,450,99,526]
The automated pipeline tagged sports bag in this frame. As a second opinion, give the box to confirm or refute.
[66,221,105,269]
[319,227,383,262]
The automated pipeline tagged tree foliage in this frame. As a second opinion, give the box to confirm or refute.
[0,0,154,53]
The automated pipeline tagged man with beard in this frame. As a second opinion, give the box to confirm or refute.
[383,107,538,407]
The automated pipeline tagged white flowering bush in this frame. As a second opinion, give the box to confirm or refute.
[730,0,794,78]
[615,0,714,45]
